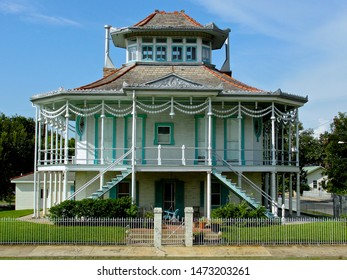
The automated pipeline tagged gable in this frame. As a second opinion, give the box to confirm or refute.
[143,73,209,89]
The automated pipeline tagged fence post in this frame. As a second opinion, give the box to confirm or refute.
[185,207,194,247]
[154,207,162,248]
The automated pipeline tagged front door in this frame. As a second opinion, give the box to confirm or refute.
[155,179,184,218]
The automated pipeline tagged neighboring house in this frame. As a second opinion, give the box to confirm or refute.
[11,172,75,210]
[30,10,307,218]
[302,166,330,199]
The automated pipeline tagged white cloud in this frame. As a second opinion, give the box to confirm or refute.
[0,0,80,26]
[191,0,347,132]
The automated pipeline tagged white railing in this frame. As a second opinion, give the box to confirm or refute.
[38,146,298,167]
[65,149,132,201]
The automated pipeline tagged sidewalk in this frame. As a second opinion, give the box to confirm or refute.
[1,244,347,259]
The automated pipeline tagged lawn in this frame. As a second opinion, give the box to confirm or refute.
[221,220,347,244]
[0,219,126,244]
[0,209,33,218]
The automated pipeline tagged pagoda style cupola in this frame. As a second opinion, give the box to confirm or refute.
[109,10,230,65]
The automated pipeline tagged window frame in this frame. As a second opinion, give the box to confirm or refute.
[154,123,175,145]
[155,45,167,61]
[142,45,154,61]
[172,45,183,62]
[186,45,197,61]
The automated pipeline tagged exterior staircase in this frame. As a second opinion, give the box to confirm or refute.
[89,167,132,199]
[212,169,274,218]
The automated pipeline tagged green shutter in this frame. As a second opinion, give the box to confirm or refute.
[221,184,230,205]
[109,185,117,199]
[154,180,163,207]
[200,181,204,208]
[175,180,184,218]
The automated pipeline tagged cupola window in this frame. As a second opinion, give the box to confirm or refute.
[186,46,197,61]
[156,46,167,61]
[142,45,153,61]
[172,46,183,61]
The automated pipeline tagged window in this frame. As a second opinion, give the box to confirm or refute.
[156,46,167,61]
[156,38,167,43]
[172,46,183,61]
[154,123,174,145]
[313,180,318,189]
[186,46,197,61]
[128,46,137,61]
[202,47,211,63]
[117,182,130,198]
[186,38,197,44]
[211,182,221,207]
[142,37,153,43]
[142,45,153,60]
[172,38,183,43]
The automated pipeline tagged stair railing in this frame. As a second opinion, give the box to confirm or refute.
[212,152,280,213]
[65,149,133,201]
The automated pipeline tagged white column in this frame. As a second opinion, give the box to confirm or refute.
[100,100,105,165]
[58,172,62,203]
[53,172,57,205]
[238,102,242,165]
[295,109,300,167]
[206,171,212,219]
[48,172,52,208]
[288,123,292,165]
[296,172,301,216]
[63,171,68,201]
[131,90,137,204]
[64,101,69,164]
[33,106,40,218]
[289,173,293,216]
[271,102,276,166]
[50,123,54,163]
[207,97,212,165]
[42,172,47,216]
[60,127,63,163]
[271,172,277,216]
[55,126,59,163]
[44,120,48,165]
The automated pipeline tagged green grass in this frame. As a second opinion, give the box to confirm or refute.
[222,221,347,244]
[0,219,126,244]
[0,209,33,218]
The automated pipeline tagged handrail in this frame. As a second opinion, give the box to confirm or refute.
[212,151,280,210]
[65,149,132,201]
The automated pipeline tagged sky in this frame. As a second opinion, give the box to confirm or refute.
[0,0,346,137]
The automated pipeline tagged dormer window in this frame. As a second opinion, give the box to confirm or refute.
[186,46,196,61]
[142,45,153,60]
[156,46,167,61]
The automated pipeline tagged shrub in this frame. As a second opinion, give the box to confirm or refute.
[48,197,137,219]
[211,201,266,219]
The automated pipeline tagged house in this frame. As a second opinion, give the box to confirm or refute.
[11,172,75,210]
[302,166,330,199]
[30,10,308,218]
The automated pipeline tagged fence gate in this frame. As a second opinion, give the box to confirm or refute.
[161,219,185,245]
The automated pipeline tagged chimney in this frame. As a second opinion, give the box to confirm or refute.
[103,25,115,77]
[220,34,232,76]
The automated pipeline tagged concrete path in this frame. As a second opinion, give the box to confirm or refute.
[1,245,347,259]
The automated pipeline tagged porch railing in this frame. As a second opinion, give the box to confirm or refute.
[38,146,298,167]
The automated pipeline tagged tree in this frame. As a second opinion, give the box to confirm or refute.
[299,128,324,167]
[323,112,347,194]
[0,113,35,200]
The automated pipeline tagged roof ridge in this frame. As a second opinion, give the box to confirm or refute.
[134,11,157,27]
[134,10,203,27]
[180,10,203,27]
[76,64,137,90]
[202,65,261,92]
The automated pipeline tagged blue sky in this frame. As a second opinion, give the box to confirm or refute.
[0,0,346,136]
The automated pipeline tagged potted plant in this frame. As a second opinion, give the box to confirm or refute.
[199,217,207,229]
